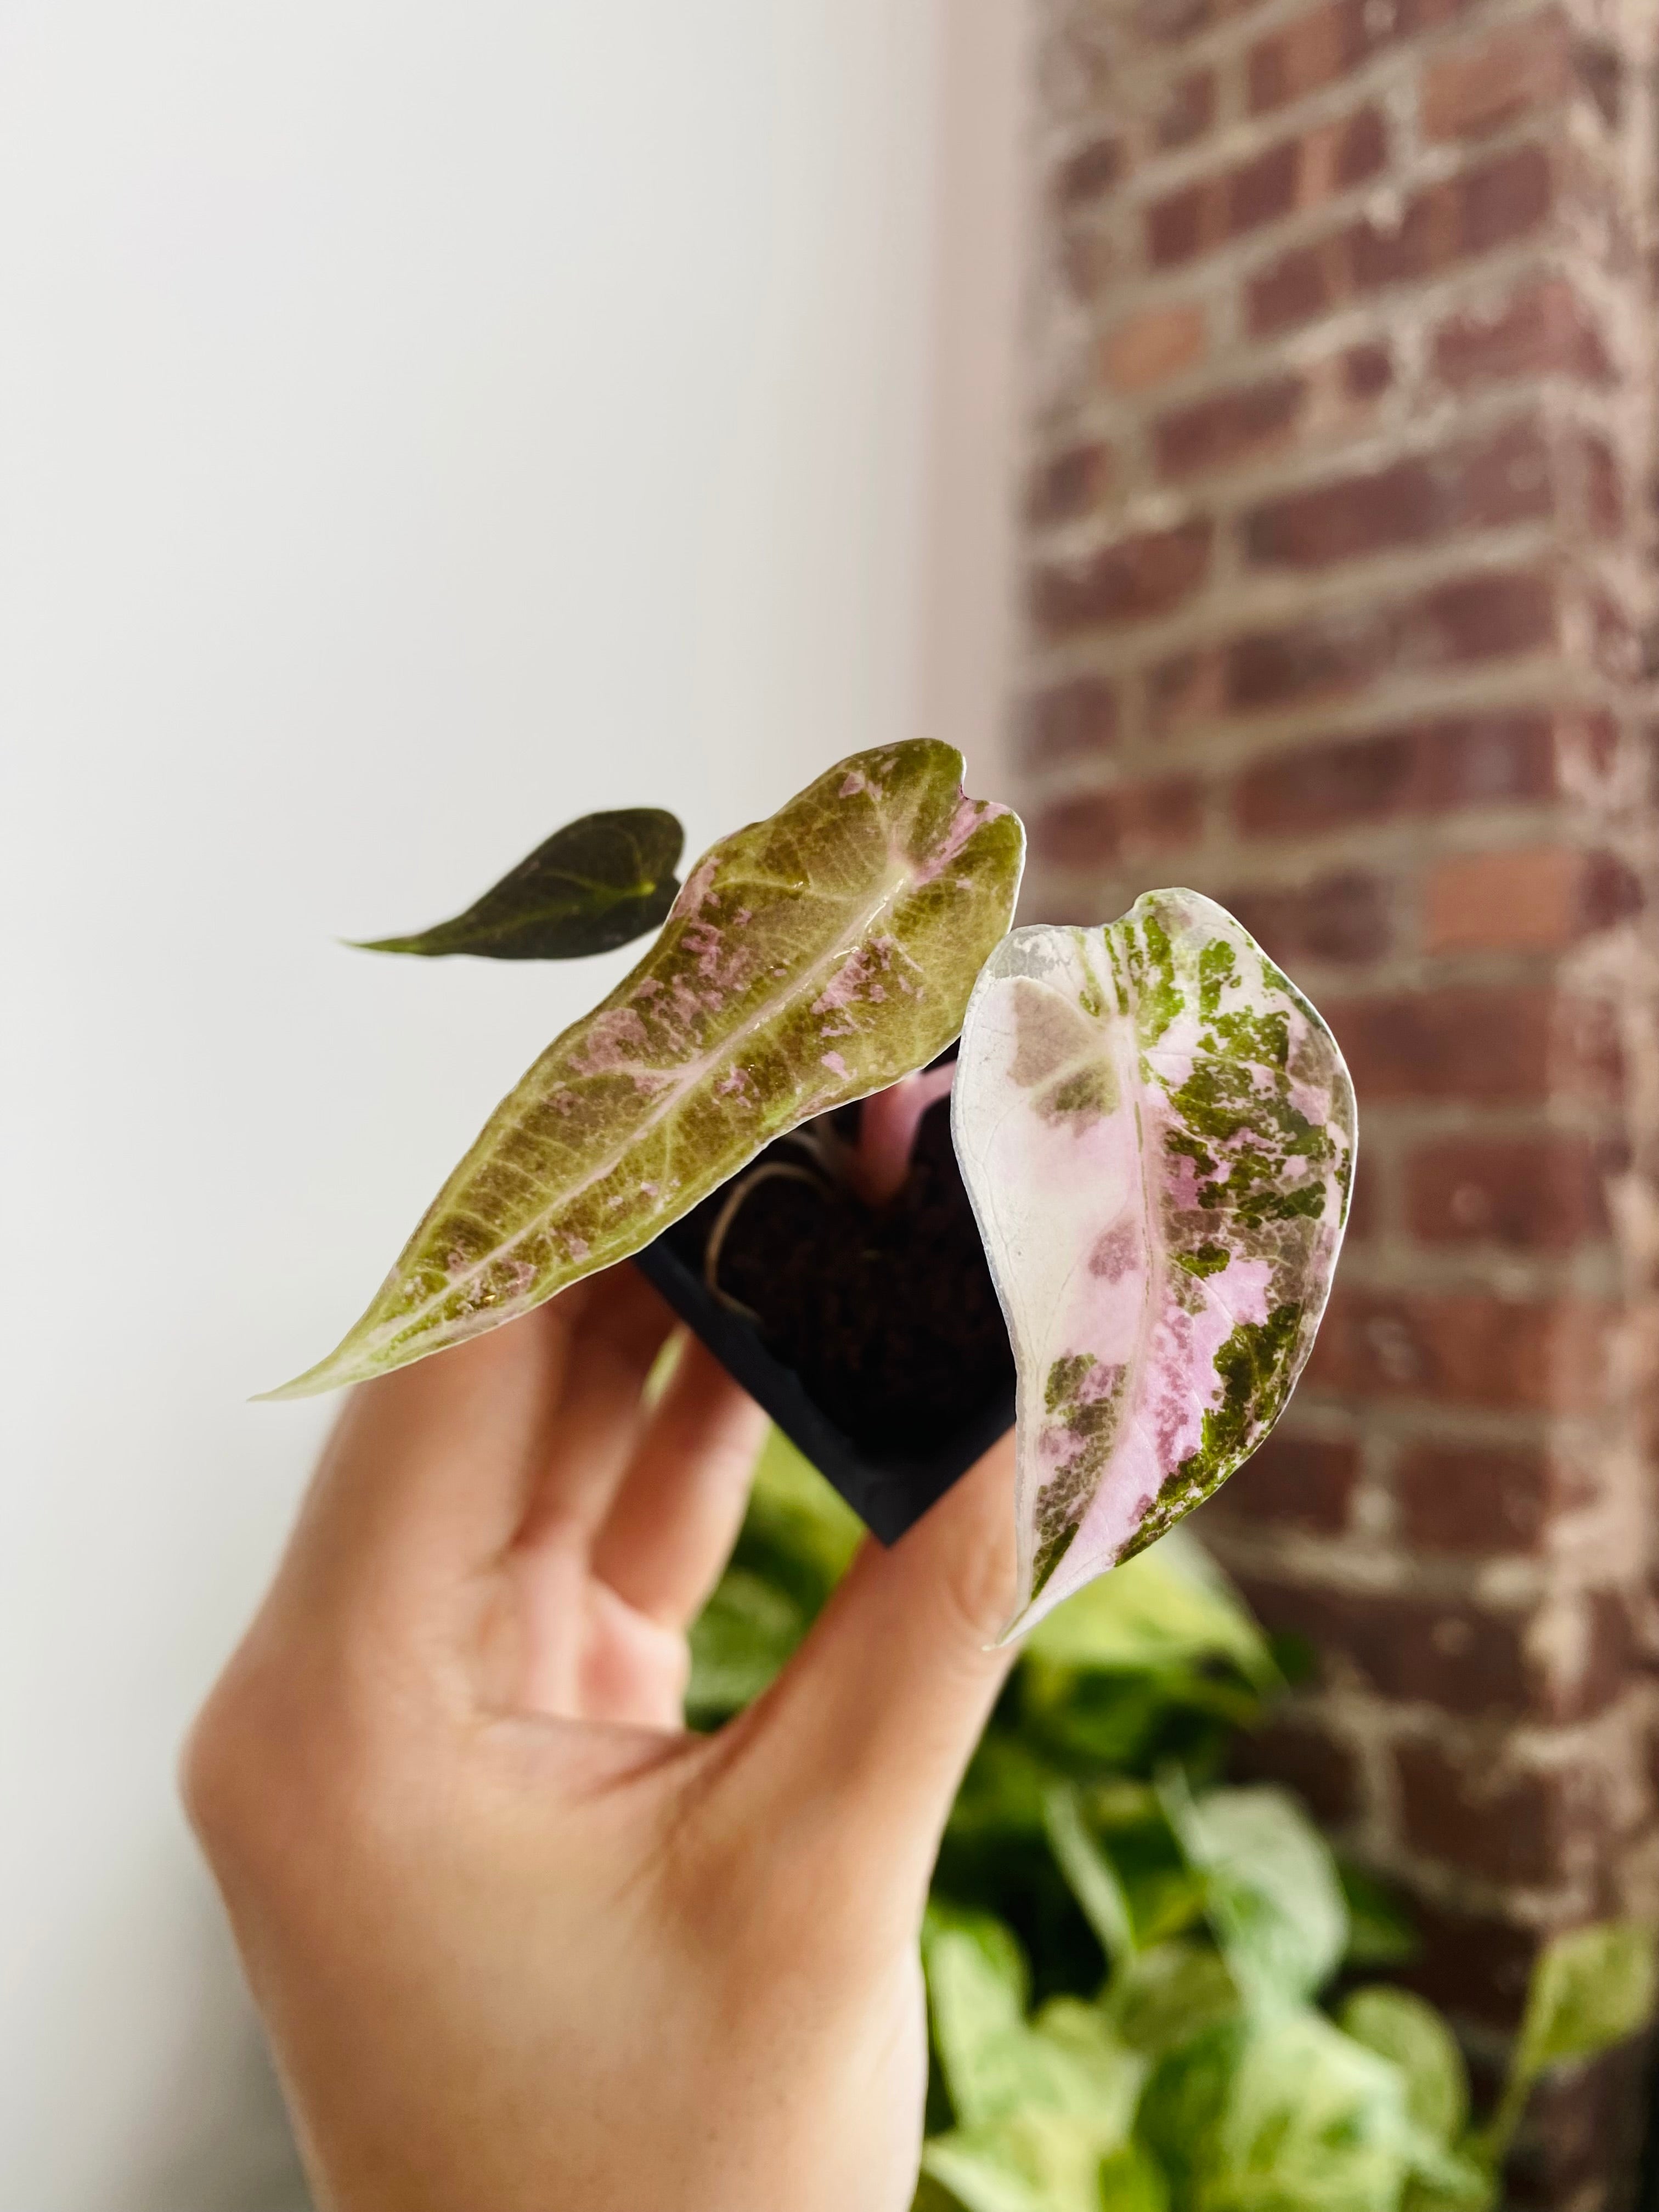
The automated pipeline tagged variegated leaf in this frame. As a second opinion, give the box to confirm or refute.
[951,890,1353,1637]
[270,743,1023,1396]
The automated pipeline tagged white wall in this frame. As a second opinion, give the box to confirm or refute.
[0,4,1027,2205]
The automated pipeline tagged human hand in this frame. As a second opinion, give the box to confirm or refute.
[185,1266,1016,2211]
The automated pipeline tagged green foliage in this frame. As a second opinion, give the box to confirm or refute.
[688,1435,1657,2211]
[351,807,684,960]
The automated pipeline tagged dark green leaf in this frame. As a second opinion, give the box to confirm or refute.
[353,808,684,960]
[1339,1863,1420,1970]
[272,743,1023,1395]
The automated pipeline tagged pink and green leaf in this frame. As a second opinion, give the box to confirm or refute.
[952,890,1354,1638]
[269,743,1024,1397]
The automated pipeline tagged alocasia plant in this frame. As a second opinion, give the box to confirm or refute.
[273,746,1358,1628]
[273,743,1022,1397]
[951,891,1355,1636]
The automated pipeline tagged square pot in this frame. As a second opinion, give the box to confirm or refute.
[631,1088,1015,1544]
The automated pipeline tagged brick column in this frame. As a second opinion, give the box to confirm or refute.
[1018,0,1659,2200]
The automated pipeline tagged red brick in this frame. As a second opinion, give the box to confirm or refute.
[1424,844,1641,951]
[1398,1896,1539,2030]
[1147,107,1388,269]
[1422,12,1571,143]
[1249,147,1555,337]
[1211,1430,1360,1532]
[1396,1739,1595,1881]
[1432,278,1612,388]
[1233,1574,1534,1711]
[1509,2045,1650,2210]
[1243,417,1553,569]
[1247,0,1393,113]
[1324,989,1555,1102]
[1226,871,1391,963]
[1395,1440,1558,1552]
[1306,1284,1611,1409]
[1030,520,1212,637]
[1144,649,1226,740]
[1226,605,1390,712]
[1234,714,1555,833]
[1224,574,1550,711]
[1228,1714,1363,1825]
[1400,567,1555,667]
[1017,676,1119,769]
[1134,0,1274,43]
[1406,1134,1610,1250]
[1569,430,1624,538]
[1026,440,1113,526]
[1341,340,1392,399]
[1248,238,1341,335]
[1155,67,1215,150]
[1055,134,1126,210]
[1030,777,1203,868]
[1155,374,1304,479]
[1102,302,1206,393]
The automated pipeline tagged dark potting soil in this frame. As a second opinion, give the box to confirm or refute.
[660,1093,1014,1458]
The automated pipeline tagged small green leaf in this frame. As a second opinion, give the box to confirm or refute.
[1106,1942,1239,2059]
[1200,2010,1415,2212]
[924,1908,1039,2130]
[1515,1920,1658,2083]
[1166,1781,1348,2009]
[1339,1986,1469,2145]
[922,2115,1109,2212]
[352,808,685,960]
[272,743,1023,1396]
[1045,1785,1137,1969]
[923,1909,1145,2142]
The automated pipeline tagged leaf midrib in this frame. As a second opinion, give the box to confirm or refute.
[391,852,922,1344]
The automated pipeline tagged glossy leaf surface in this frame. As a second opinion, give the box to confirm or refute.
[952,890,1355,1635]
[274,744,1022,1395]
[352,808,684,960]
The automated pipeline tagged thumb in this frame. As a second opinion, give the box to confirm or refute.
[746,1433,1019,1912]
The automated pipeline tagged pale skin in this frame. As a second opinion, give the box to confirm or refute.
[184,1264,1017,2211]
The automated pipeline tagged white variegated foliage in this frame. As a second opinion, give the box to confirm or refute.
[952,890,1355,1638]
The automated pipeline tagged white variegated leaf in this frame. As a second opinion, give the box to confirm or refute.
[952,890,1354,1637]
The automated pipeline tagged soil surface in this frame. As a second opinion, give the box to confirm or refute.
[662,1086,1015,1457]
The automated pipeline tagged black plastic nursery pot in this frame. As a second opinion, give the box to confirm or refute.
[632,1073,1015,1544]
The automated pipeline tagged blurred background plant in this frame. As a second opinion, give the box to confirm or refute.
[691,1433,1658,2212]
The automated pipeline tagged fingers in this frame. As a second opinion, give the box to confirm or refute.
[509,1265,679,1552]
[736,1432,1019,1917]
[275,1267,674,1627]
[591,1338,769,1628]
[275,1294,580,1621]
